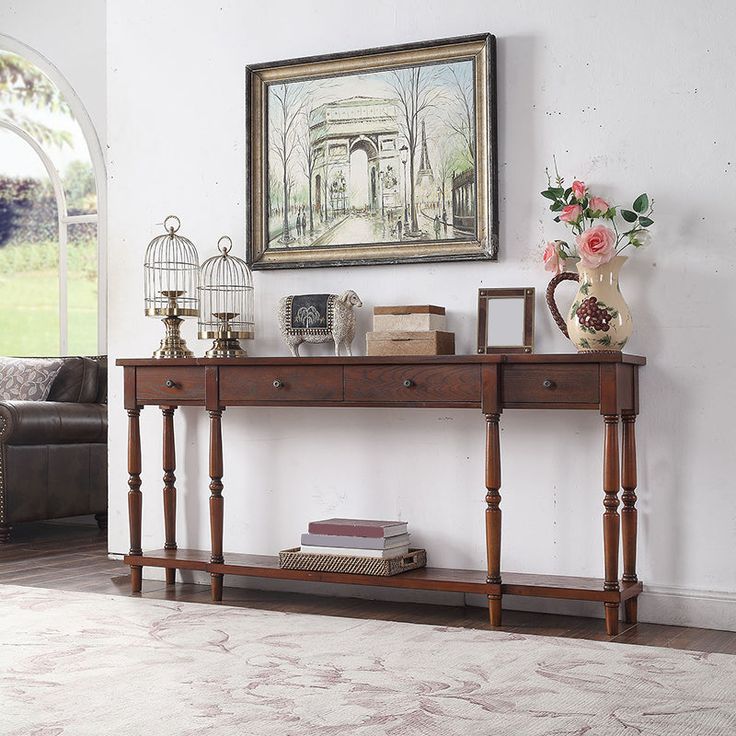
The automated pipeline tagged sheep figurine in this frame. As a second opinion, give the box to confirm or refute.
[278,290,363,357]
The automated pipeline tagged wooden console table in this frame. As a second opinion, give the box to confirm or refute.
[117,353,645,636]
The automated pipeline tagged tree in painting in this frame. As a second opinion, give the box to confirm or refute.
[266,59,476,249]
[296,105,319,236]
[387,67,444,235]
[447,65,475,168]
[269,82,307,244]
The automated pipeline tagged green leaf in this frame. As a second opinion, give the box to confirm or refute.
[564,187,572,199]
[550,201,563,211]
[553,216,560,222]
[633,194,649,213]
[541,190,558,200]
[621,209,638,223]
[638,216,654,227]
[549,187,565,197]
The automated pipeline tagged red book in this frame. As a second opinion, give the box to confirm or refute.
[307,518,408,538]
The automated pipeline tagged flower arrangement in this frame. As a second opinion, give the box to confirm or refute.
[541,162,654,274]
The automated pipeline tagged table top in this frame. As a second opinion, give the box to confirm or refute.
[117,353,646,367]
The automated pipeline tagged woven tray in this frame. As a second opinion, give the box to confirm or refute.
[278,547,427,577]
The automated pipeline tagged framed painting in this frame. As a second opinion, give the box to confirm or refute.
[246,33,498,269]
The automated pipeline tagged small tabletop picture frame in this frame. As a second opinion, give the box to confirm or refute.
[477,287,535,354]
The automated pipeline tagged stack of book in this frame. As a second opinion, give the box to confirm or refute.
[299,518,410,559]
[366,305,455,356]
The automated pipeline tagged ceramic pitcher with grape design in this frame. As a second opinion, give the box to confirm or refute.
[546,256,632,352]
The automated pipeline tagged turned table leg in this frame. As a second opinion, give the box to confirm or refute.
[603,414,621,635]
[485,413,502,626]
[209,409,224,601]
[127,408,143,593]
[162,406,177,585]
[622,414,639,624]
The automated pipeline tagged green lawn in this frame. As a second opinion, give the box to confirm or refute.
[0,239,98,356]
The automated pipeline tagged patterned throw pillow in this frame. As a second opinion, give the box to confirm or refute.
[0,357,65,401]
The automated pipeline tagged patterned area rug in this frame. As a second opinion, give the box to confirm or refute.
[1,584,735,735]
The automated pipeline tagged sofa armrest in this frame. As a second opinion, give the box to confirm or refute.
[0,401,107,446]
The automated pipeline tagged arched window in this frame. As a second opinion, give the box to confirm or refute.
[0,38,105,356]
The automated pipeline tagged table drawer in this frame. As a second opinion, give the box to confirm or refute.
[136,367,205,402]
[502,364,599,405]
[345,364,480,403]
[220,366,343,402]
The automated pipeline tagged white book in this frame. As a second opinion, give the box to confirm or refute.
[300,532,411,550]
[299,544,410,559]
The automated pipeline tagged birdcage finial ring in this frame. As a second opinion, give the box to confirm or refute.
[164,215,181,234]
[217,235,233,255]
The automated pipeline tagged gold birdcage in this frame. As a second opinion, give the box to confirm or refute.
[198,236,254,358]
[143,215,200,358]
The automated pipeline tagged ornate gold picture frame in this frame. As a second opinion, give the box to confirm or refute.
[246,34,498,269]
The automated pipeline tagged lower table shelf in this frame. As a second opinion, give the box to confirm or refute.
[124,548,643,605]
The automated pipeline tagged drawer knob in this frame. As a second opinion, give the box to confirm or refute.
[542,379,555,390]
[273,379,284,389]
[164,379,177,389]
[403,379,415,388]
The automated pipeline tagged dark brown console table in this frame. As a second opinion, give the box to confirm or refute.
[117,353,645,636]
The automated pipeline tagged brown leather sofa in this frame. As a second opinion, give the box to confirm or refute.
[0,356,107,543]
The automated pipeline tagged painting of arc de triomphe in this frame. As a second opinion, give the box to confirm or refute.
[265,58,477,250]
[310,97,402,228]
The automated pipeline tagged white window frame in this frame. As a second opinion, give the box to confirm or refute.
[0,33,106,355]
[0,119,98,353]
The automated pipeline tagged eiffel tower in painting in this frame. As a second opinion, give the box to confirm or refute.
[416,119,434,187]
[415,119,436,209]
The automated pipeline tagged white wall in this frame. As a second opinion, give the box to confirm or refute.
[107,0,736,628]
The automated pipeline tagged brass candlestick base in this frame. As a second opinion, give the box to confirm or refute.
[153,316,194,359]
[203,311,248,358]
[205,336,247,359]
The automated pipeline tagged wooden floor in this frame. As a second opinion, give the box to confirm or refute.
[2,520,735,655]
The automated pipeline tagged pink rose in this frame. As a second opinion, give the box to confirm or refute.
[560,204,582,223]
[572,180,586,199]
[543,241,563,273]
[576,225,617,268]
[589,196,610,215]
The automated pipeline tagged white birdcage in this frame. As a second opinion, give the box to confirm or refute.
[143,215,200,358]
[198,236,254,358]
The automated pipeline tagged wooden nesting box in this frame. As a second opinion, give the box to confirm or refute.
[368,305,454,356]
[366,330,456,356]
[373,305,447,332]
[373,304,447,332]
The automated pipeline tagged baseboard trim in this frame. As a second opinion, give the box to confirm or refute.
[126,563,736,632]
[639,584,736,631]
[465,584,736,631]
